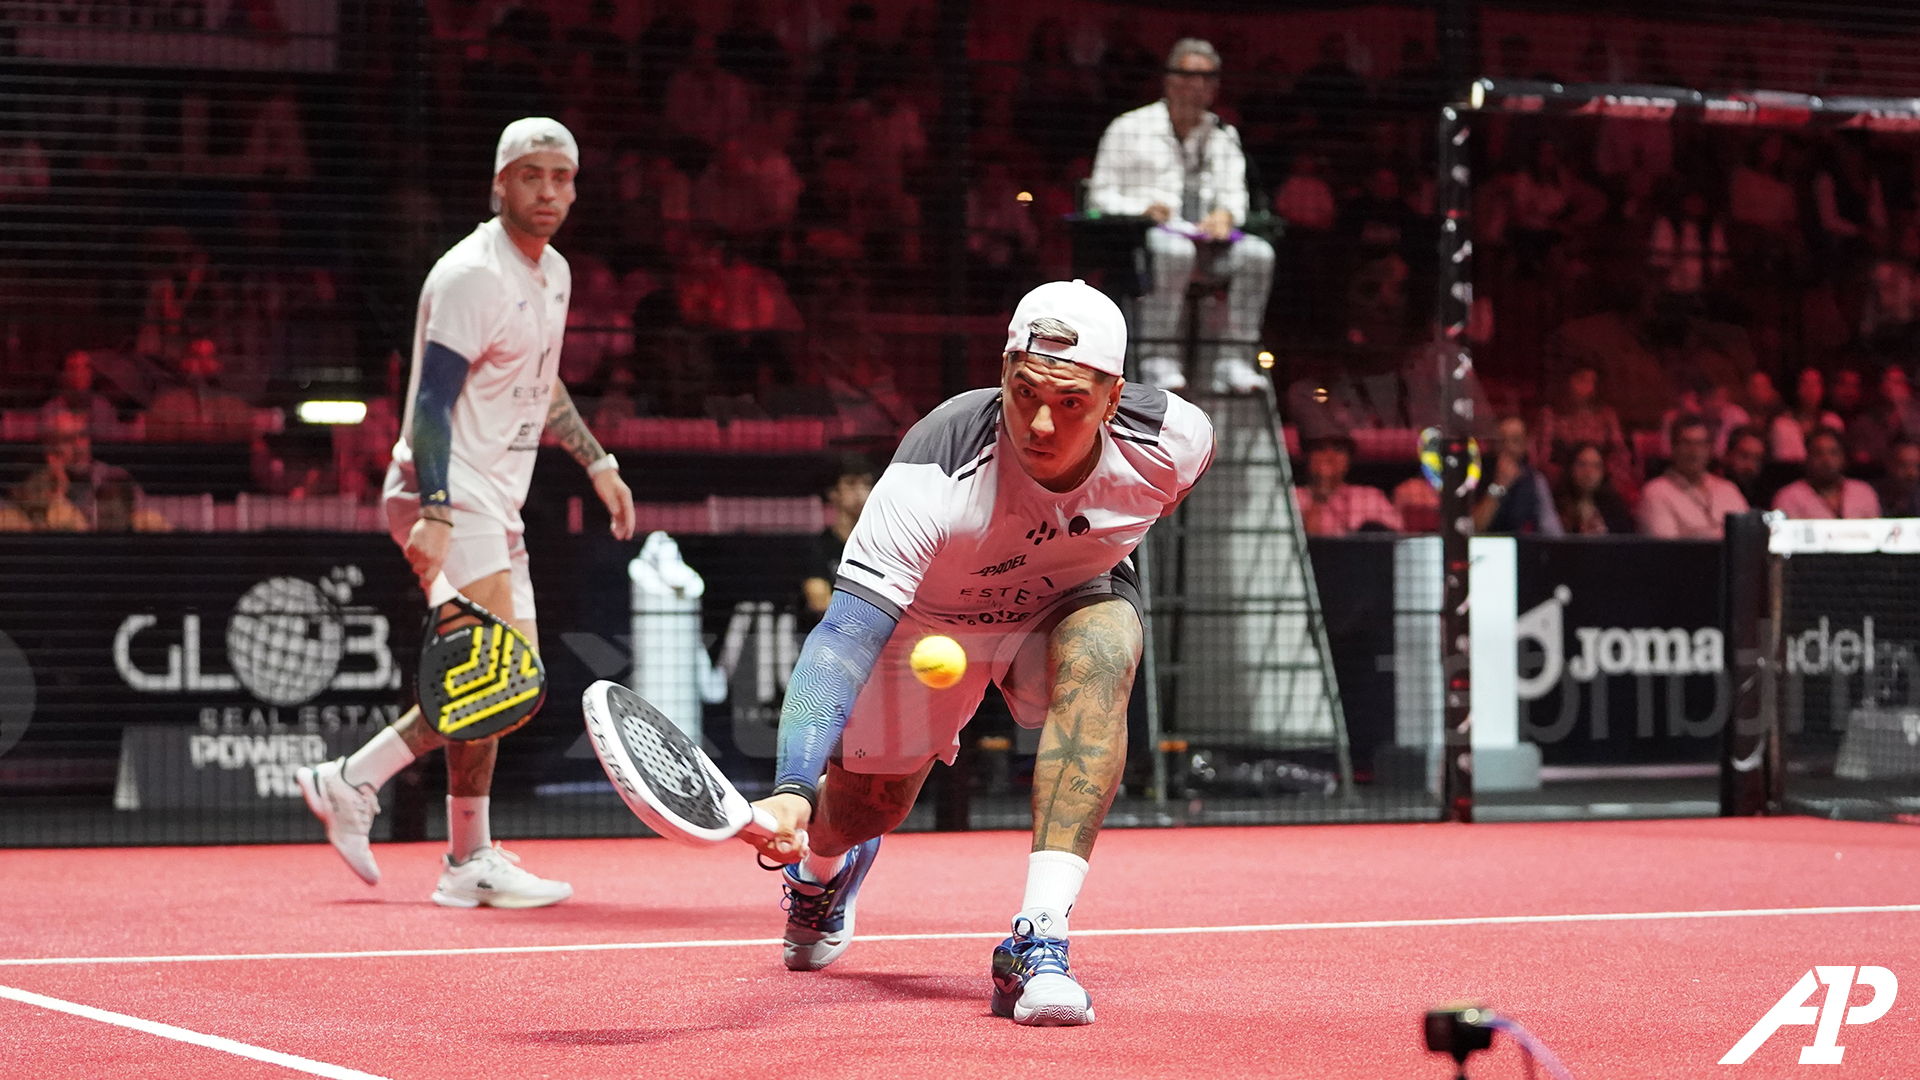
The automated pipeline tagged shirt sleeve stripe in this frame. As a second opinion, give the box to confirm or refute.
[832,577,903,621]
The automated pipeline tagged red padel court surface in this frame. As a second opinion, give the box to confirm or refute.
[1,818,1917,1079]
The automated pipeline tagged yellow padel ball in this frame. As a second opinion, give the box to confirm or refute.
[910,634,967,689]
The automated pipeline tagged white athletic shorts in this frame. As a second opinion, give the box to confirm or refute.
[382,460,536,624]
[837,562,1140,775]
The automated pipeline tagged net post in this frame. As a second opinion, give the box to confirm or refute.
[1435,99,1474,823]
[1720,510,1778,816]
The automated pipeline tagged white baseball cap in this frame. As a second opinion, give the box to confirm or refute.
[1004,279,1128,378]
[494,117,578,177]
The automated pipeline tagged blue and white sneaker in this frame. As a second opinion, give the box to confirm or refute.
[780,837,881,971]
[990,916,1095,1026]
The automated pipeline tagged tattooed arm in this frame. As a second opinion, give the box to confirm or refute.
[548,380,635,539]
[545,381,607,468]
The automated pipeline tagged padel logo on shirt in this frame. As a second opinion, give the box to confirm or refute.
[1720,966,1898,1064]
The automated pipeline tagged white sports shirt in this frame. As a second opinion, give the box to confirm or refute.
[837,384,1214,627]
[392,217,570,527]
[1087,100,1249,228]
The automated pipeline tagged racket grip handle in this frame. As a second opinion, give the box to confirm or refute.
[744,804,780,838]
[427,573,456,608]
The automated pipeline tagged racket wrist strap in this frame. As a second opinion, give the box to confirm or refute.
[770,780,818,814]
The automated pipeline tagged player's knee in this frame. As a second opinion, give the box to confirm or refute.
[1049,600,1143,689]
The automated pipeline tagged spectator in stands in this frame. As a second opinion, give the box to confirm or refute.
[136,225,213,362]
[1553,442,1635,535]
[1638,414,1749,539]
[800,454,875,623]
[693,121,804,243]
[1533,362,1630,484]
[1087,38,1271,394]
[94,477,170,533]
[1859,257,1920,357]
[604,144,690,273]
[1272,151,1338,341]
[561,258,635,385]
[1660,374,1749,458]
[15,413,137,530]
[1291,33,1367,141]
[1296,434,1401,536]
[1730,134,1801,250]
[664,32,753,155]
[591,361,644,431]
[1811,135,1887,269]
[1770,366,1844,463]
[40,350,117,437]
[1773,428,1880,519]
[1828,365,1867,430]
[564,0,631,82]
[1474,415,1562,536]
[966,160,1040,290]
[806,2,886,108]
[1878,437,1920,517]
[147,338,253,442]
[1847,363,1920,469]
[1720,424,1772,509]
[636,11,699,115]
[1741,370,1787,429]
[715,0,791,92]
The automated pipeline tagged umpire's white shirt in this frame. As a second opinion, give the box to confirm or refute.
[1087,100,1249,227]
[392,218,570,530]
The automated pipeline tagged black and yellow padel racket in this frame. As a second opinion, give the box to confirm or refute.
[418,573,546,741]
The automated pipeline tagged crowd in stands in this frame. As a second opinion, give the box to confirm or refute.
[9,3,1920,538]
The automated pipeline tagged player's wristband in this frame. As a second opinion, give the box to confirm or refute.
[770,781,818,815]
[419,516,452,528]
[587,453,620,477]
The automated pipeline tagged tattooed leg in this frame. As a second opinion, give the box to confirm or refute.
[1029,598,1141,859]
[390,569,535,793]
[811,760,933,857]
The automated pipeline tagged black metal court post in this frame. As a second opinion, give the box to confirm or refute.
[1434,103,1474,823]
[1721,510,1780,816]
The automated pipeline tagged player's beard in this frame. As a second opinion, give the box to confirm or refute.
[504,202,565,240]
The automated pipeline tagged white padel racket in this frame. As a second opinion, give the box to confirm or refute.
[581,679,780,846]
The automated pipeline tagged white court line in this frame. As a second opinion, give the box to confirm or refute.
[0,983,390,1080]
[3,903,1918,969]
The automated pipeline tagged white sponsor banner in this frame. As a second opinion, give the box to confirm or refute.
[1768,516,1920,555]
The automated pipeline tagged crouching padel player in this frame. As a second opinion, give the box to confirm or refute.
[747,280,1215,1025]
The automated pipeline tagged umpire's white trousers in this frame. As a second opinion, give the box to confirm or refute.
[1138,229,1275,362]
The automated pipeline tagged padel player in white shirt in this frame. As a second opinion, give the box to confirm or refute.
[297,118,635,908]
[749,280,1214,1026]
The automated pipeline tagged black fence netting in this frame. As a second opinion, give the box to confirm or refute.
[10,1,1920,845]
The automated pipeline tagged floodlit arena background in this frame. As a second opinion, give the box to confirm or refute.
[1,1,1919,1077]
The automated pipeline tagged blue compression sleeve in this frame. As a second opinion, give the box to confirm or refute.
[774,590,897,795]
[412,341,470,508]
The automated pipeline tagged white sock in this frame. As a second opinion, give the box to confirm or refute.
[799,849,846,885]
[447,796,491,862]
[1017,850,1090,939]
[340,727,415,789]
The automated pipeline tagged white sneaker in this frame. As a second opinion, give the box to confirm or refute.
[432,845,572,909]
[295,758,381,885]
[1211,355,1268,395]
[1139,356,1186,391]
